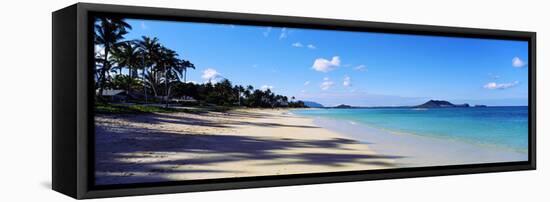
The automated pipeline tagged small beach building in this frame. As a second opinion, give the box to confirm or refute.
[170,95,197,103]
[99,89,127,102]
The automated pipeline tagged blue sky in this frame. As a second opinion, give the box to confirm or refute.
[120,19,529,107]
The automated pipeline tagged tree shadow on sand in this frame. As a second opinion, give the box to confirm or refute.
[94,115,405,185]
[100,112,317,129]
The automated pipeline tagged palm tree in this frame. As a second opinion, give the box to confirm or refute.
[233,85,245,106]
[111,41,140,92]
[168,59,195,99]
[94,17,131,97]
[157,46,180,107]
[243,85,254,106]
[154,46,196,107]
[136,36,161,103]
[180,59,195,83]
[143,69,161,97]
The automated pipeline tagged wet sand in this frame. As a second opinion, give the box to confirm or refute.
[313,117,527,167]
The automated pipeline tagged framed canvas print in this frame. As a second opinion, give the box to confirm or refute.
[52,3,536,199]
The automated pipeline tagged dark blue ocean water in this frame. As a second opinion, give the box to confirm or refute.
[292,107,528,153]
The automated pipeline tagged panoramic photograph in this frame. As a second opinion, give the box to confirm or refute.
[93,17,529,185]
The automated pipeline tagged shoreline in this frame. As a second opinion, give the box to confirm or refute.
[95,108,398,185]
[95,107,527,185]
[304,115,527,167]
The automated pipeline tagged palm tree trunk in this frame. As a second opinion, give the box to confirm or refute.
[151,71,159,97]
[164,67,169,108]
[183,68,187,83]
[143,66,148,104]
[167,86,172,108]
[127,66,132,94]
[98,44,110,98]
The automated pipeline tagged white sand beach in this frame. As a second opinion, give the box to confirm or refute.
[95,109,400,185]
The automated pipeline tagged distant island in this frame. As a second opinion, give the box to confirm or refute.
[333,104,353,109]
[315,100,490,109]
[416,100,470,108]
[303,101,324,108]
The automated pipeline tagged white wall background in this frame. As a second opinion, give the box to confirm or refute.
[0,0,547,201]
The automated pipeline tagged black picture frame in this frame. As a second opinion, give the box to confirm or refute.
[52,3,536,199]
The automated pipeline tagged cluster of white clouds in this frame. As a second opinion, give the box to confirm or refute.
[483,81,519,90]
[512,57,527,68]
[309,56,357,90]
[483,56,526,90]
[207,29,528,94]
[201,68,221,82]
[312,56,341,72]
[316,76,352,91]
[320,77,334,90]
[292,42,316,49]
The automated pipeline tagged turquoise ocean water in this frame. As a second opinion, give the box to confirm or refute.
[292,107,528,153]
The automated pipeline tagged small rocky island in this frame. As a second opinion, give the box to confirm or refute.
[333,104,353,109]
[416,100,470,108]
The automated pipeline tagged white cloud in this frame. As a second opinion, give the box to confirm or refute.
[292,43,316,49]
[312,56,341,72]
[354,65,367,72]
[304,81,310,86]
[261,85,274,90]
[292,42,303,47]
[202,68,221,82]
[343,76,352,87]
[320,77,334,90]
[279,28,288,39]
[512,57,527,68]
[263,27,272,37]
[483,81,519,90]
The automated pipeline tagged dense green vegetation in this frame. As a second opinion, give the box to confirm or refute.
[94,17,306,111]
[95,103,232,114]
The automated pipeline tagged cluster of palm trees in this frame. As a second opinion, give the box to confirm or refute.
[94,17,195,105]
[94,17,306,108]
[171,80,306,108]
